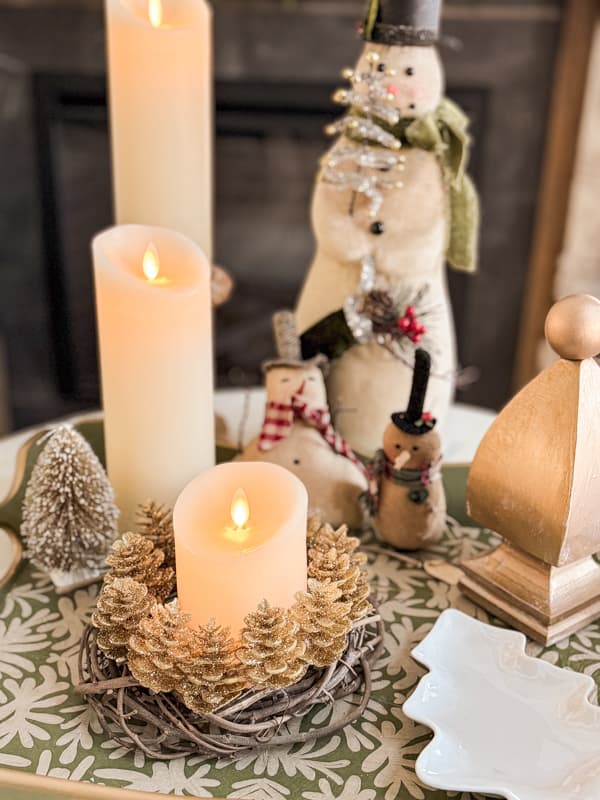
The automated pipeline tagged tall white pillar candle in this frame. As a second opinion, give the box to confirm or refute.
[93,224,214,531]
[105,0,213,260]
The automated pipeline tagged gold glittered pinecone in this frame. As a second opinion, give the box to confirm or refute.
[136,501,175,570]
[307,512,328,546]
[346,567,372,621]
[179,619,247,714]
[358,289,397,330]
[106,532,174,602]
[92,577,155,663]
[308,526,372,621]
[128,603,195,693]
[309,546,360,596]
[292,579,353,668]
[310,523,367,565]
[237,600,307,690]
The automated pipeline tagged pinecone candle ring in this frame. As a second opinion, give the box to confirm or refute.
[78,517,383,758]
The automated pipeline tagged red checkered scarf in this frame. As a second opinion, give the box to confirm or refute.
[258,392,365,474]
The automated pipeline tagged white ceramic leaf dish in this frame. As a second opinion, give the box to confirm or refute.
[404,609,600,800]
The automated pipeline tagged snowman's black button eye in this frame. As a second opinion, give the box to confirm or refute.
[405,67,415,76]
[409,103,416,110]
[395,444,401,449]
[293,458,301,465]
[412,445,419,451]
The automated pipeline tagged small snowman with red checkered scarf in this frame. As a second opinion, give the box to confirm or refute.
[237,312,367,528]
[363,348,446,549]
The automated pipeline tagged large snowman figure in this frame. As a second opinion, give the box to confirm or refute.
[296,0,479,457]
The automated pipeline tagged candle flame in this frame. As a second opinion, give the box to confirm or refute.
[230,488,250,530]
[148,0,163,28]
[143,243,160,282]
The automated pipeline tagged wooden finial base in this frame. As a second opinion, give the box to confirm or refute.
[459,543,600,646]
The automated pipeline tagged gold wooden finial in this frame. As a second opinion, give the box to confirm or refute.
[460,292,600,645]
[545,294,600,361]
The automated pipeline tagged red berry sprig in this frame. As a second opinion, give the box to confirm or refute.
[395,305,427,344]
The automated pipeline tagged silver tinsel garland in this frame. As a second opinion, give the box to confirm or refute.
[320,54,406,219]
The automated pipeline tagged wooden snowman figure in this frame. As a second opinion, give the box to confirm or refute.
[297,0,479,457]
[237,312,367,528]
[364,348,446,549]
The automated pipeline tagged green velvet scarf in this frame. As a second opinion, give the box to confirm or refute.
[347,97,480,273]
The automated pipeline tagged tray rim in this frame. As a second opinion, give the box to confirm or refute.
[0,765,195,799]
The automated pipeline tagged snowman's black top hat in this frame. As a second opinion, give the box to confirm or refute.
[363,0,441,46]
[391,348,437,435]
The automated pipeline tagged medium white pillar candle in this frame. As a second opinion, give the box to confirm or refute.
[93,224,214,532]
[105,0,213,260]
[174,462,308,635]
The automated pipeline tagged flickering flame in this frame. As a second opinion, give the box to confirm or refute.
[148,0,163,28]
[143,243,160,282]
[230,488,250,530]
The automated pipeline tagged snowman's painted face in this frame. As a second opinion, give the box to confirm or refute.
[382,422,441,469]
[356,43,444,118]
[265,365,328,408]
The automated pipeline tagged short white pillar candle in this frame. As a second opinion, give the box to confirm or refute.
[173,462,308,635]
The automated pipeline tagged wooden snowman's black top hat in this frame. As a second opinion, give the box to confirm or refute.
[391,348,437,435]
[363,0,442,46]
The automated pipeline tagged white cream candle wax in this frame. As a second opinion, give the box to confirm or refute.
[174,462,308,635]
[105,0,213,259]
[93,224,214,532]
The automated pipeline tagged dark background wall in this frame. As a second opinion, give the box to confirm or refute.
[0,0,563,429]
